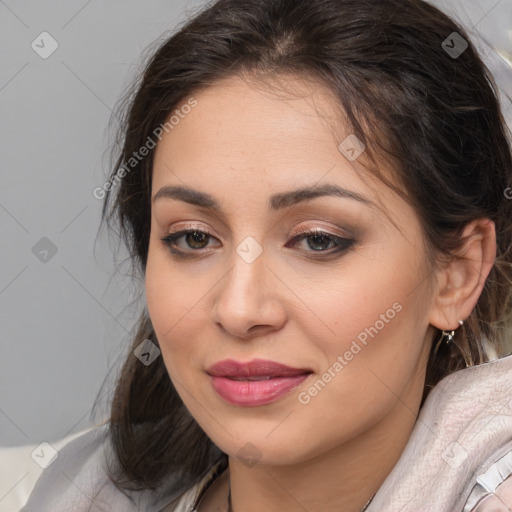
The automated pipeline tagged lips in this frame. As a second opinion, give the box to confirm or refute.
[206,358,312,378]
[206,358,313,406]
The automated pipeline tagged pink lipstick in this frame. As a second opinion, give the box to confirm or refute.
[206,358,312,406]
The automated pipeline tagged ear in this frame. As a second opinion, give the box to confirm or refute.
[429,218,496,331]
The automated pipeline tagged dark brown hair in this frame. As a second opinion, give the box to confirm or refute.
[98,0,512,492]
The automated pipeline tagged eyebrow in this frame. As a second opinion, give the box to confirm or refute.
[152,183,372,211]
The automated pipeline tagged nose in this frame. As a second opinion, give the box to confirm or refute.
[211,243,287,340]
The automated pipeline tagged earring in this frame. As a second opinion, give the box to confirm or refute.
[433,320,464,360]
[442,319,464,344]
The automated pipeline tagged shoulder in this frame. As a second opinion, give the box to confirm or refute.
[20,425,129,512]
[20,424,194,512]
[463,441,512,511]
[368,353,512,511]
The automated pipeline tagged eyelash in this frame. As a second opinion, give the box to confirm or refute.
[160,225,355,259]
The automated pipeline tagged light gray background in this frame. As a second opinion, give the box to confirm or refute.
[1,0,511,451]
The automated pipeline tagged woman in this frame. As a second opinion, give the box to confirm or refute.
[21,0,512,510]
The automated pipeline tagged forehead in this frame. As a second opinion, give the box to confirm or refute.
[151,74,408,229]
[154,75,372,185]
[149,75,428,253]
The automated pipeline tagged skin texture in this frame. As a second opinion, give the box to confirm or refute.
[145,75,496,512]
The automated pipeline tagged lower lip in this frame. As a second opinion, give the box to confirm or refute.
[209,374,311,406]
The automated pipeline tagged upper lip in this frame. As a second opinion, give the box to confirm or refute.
[206,358,312,378]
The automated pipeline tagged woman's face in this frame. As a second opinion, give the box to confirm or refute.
[145,75,439,465]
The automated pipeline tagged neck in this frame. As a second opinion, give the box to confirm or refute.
[228,369,425,512]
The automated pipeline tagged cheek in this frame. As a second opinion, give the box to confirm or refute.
[293,244,431,400]
[145,245,209,369]
[297,247,425,349]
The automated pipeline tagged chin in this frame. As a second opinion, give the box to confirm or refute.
[210,430,318,467]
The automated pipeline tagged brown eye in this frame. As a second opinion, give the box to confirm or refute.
[185,231,210,249]
[160,229,220,255]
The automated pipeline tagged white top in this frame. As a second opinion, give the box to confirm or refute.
[20,353,512,512]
